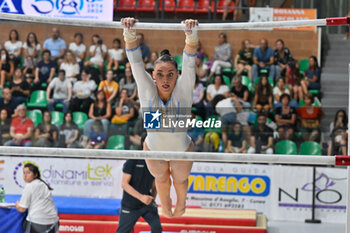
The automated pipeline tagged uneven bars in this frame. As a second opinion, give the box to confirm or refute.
[0,146,345,166]
[0,13,348,30]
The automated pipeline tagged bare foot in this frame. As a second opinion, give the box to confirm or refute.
[173,205,186,217]
[162,207,173,218]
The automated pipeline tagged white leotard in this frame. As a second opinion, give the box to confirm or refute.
[126,46,196,151]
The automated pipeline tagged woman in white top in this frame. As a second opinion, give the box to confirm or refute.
[107,38,125,70]
[60,50,80,83]
[23,32,41,66]
[206,75,229,102]
[68,32,86,64]
[122,17,198,218]
[16,163,59,233]
[4,29,22,67]
[85,34,107,77]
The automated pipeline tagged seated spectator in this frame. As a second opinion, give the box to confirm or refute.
[297,93,323,142]
[273,39,293,80]
[4,105,33,147]
[248,114,274,154]
[235,99,251,139]
[60,50,80,83]
[188,111,204,152]
[129,116,147,150]
[86,120,107,149]
[234,39,253,80]
[230,75,250,107]
[215,95,237,144]
[33,110,58,147]
[111,89,135,135]
[328,109,347,156]
[84,90,111,136]
[85,34,107,78]
[47,70,72,114]
[225,122,247,153]
[252,39,274,82]
[208,33,232,78]
[58,112,79,148]
[137,33,150,63]
[119,67,137,100]
[43,27,66,65]
[273,77,290,107]
[286,60,303,102]
[70,69,96,113]
[68,32,86,69]
[192,77,206,120]
[146,51,158,74]
[0,48,15,89]
[34,49,56,90]
[0,87,23,118]
[253,75,273,114]
[23,32,41,67]
[9,68,30,103]
[107,38,125,71]
[206,75,229,102]
[301,56,321,96]
[0,109,11,145]
[195,55,209,84]
[98,70,119,103]
[4,29,22,67]
[275,94,296,140]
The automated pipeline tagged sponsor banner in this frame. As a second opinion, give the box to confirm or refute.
[249,7,317,31]
[2,156,125,198]
[0,0,113,21]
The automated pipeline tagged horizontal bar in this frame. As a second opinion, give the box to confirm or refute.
[0,146,336,165]
[0,13,331,30]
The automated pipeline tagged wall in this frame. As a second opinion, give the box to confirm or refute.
[0,21,318,61]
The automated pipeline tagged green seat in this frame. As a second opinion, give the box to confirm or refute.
[106,135,125,150]
[203,115,221,135]
[275,140,297,155]
[309,89,320,96]
[202,56,209,64]
[299,98,320,107]
[259,69,269,75]
[299,59,309,74]
[26,110,42,127]
[55,103,64,109]
[51,111,64,126]
[223,75,230,87]
[27,90,48,108]
[195,115,203,122]
[222,68,233,76]
[299,141,322,155]
[241,75,253,93]
[73,112,88,129]
[174,55,183,71]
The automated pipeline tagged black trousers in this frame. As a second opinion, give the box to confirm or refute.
[116,203,162,233]
[23,220,59,233]
[70,97,93,114]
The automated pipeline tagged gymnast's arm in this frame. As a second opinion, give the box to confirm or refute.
[121,172,154,205]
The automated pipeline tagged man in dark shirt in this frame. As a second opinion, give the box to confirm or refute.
[34,49,56,90]
[230,76,250,108]
[116,134,162,233]
[136,33,150,63]
[248,114,274,154]
[0,87,23,118]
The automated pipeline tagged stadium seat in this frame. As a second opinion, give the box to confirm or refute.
[240,75,254,93]
[174,55,183,71]
[51,111,64,126]
[299,59,309,74]
[176,0,195,13]
[73,112,88,129]
[275,140,297,155]
[27,90,48,109]
[223,75,230,87]
[158,0,176,12]
[26,110,42,127]
[136,0,155,12]
[106,135,125,150]
[299,141,322,155]
[195,0,211,13]
[213,0,234,14]
[116,0,136,11]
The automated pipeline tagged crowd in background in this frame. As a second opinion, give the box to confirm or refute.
[0,27,346,156]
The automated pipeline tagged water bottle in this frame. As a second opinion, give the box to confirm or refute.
[0,186,5,203]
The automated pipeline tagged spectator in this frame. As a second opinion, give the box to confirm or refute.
[111,89,135,135]
[23,32,41,67]
[328,109,347,156]
[98,70,119,103]
[137,33,150,63]
[4,29,22,67]
[273,77,290,107]
[252,39,274,82]
[119,67,137,100]
[4,105,33,147]
[129,117,147,150]
[33,110,58,147]
[0,87,22,118]
[85,34,107,78]
[0,48,15,89]
[107,38,125,71]
[297,93,323,142]
[60,50,80,83]
[301,56,321,96]
[225,122,247,153]
[206,75,229,102]
[47,69,72,113]
[70,69,96,113]
[275,94,296,140]
[215,95,238,144]
[272,39,293,80]
[235,100,251,139]
[192,77,206,120]
[146,51,158,74]
[248,114,274,154]
[84,90,111,136]
[68,32,86,68]
[43,27,66,64]
[9,68,30,102]
[234,39,253,80]
[195,55,209,84]
[253,75,273,114]
[286,60,303,102]
[188,111,204,152]
[34,49,56,90]
[208,33,232,78]
[230,75,250,107]
[59,111,80,148]
[0,109,11,145]
[86,120,107,149]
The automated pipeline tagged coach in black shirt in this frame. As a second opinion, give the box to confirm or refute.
[116,135,162,233]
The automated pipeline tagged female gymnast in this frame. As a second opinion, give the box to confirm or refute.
[121,17,198,218]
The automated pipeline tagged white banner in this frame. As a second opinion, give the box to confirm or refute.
[249,7,273,30]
